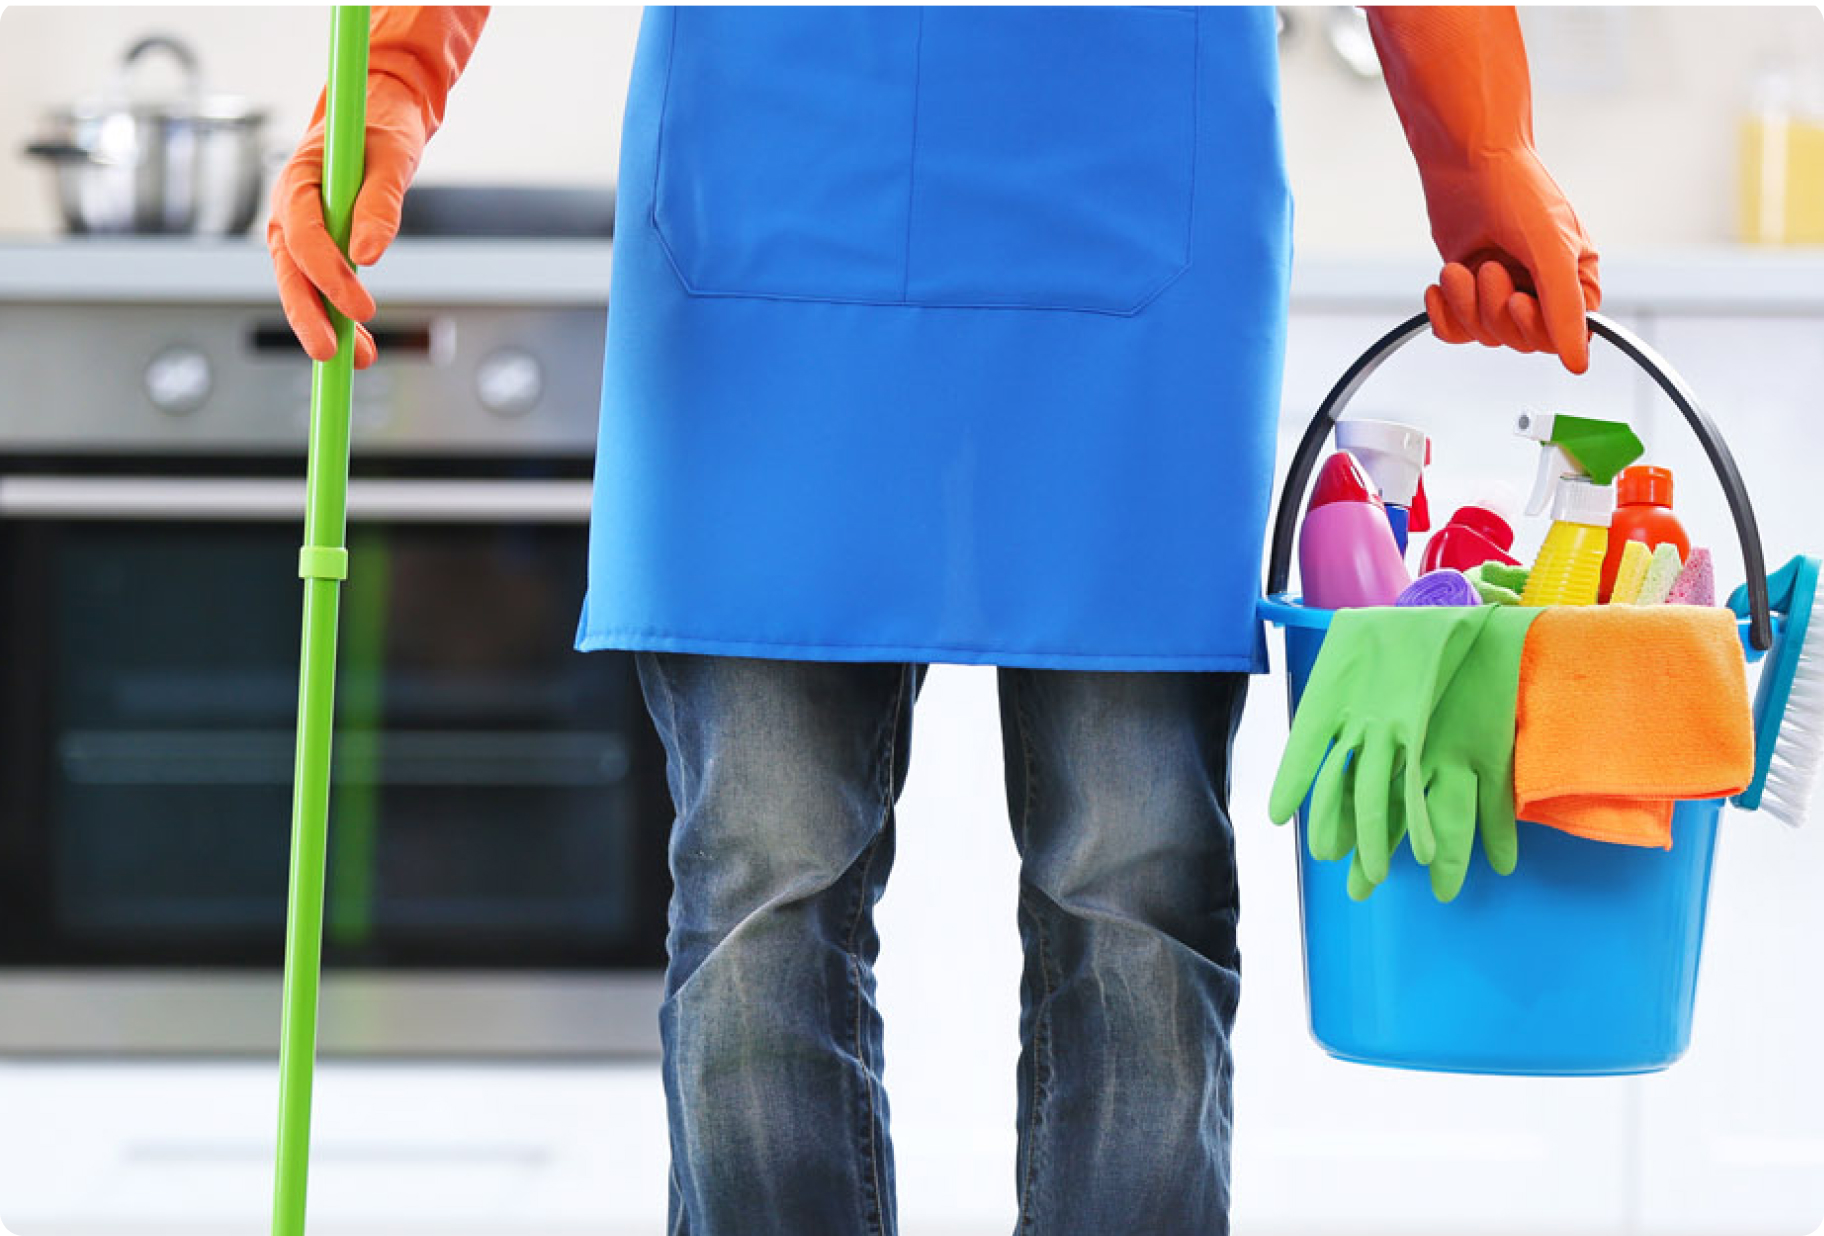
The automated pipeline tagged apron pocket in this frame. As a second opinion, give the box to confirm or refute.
[651,7,922,303]
[652,6,1197,316]
[905,6,1198,314]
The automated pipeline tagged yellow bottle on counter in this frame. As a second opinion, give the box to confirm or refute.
[1741,114,1824,244]
[1521,477,1612,607]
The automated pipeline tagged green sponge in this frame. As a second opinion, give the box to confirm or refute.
[1466,561,1529,606]
[1635,542,1685,605]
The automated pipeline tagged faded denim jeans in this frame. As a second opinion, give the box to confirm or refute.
[634,652,1249,1236]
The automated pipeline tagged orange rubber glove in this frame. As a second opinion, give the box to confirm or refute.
[267,6,489,369]
[1366,7,1601,374]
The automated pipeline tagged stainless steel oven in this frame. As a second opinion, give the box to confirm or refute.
[0,249,670,1057]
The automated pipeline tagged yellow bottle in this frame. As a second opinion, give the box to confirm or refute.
[1521,477,1612,607]
[1739,57,1824,245]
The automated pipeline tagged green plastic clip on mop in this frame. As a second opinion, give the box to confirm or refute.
[272,8,367,1236]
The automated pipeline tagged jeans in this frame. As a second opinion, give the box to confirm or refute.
[634,652,1249,1236]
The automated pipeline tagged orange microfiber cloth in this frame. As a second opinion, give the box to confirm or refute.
[1514,606,1754,848]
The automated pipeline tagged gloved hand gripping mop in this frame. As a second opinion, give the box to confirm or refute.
[270,10,368,1236]
[268,5,487,369]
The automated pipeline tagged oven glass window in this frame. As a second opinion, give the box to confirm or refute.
[0,518,670,970]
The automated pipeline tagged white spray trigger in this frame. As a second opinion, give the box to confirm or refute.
[1514,409,1569,517]
[1527,446,1577,516]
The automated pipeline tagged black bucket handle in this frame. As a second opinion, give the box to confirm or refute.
[1264,311,1774,652]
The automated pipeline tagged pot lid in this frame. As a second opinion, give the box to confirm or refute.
[53,95,267,125]
[48,33,266,126]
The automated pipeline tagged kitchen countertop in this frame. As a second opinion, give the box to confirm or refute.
[5,237,1824,312]
[0,237,618,305]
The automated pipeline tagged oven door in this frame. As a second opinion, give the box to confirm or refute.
[0,472,671,1056]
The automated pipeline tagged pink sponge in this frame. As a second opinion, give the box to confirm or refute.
[1664,546,1716,606]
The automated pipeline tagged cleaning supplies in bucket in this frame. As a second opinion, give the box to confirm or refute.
[1514,606,1754,848]
[1270,598,1759,895]
[1296,451,1411,609]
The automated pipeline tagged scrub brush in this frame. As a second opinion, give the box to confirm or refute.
[1730,555,1822,828]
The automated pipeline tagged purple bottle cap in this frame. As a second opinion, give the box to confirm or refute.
[1396,569,1480,608]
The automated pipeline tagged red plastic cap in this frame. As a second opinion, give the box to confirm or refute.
[1308,451,1383,511]
[1448,503,1515,551]
[1618,464,1675,508]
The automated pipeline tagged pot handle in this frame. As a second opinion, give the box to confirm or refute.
[23,141,93,162]
[1263,311,1775,652]
[116,34,205,102]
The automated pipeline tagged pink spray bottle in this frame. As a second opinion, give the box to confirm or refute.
[1298,451,1412,609]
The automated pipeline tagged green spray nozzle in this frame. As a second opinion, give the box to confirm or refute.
[1514,410,1645,515]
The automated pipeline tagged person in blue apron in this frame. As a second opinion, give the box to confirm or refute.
[271,7,1599,1232]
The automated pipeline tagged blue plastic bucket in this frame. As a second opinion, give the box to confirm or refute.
[1259,592,1745,1076]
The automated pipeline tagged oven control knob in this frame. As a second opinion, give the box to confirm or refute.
[476,348,543,417]
[144,346,212,415]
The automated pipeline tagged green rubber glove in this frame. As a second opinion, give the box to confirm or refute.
[1346,605,1543,902]
[1346,768,1413,902]
[1269,606,1496,885]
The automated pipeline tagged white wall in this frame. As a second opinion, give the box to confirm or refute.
[2,6,1822,250]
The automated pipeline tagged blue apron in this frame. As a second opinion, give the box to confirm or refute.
[576,6,1292,671]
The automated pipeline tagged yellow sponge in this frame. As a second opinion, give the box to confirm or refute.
[1609,540,1654,604]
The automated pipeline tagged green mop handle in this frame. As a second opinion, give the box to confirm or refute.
[272,8,368,1236]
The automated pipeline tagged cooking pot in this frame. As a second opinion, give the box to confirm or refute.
[25,34,270,236]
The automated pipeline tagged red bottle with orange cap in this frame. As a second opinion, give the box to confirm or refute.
[1598,465,1691,602]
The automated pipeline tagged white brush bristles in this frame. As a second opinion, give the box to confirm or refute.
[1762,574,1823,829]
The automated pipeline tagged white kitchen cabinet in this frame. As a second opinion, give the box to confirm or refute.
[0,1059,673,1234]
